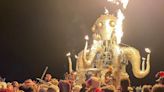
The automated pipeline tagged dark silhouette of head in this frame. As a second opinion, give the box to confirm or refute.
[142,85,152,92]
[152,84,164,92]
[120,77,130,92]
[102,85,115,92]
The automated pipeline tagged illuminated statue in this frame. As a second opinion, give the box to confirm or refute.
[66,0,151,88]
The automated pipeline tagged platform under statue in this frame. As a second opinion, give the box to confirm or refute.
[65,0,151,88]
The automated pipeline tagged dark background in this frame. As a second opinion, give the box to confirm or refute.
[0,0,164,86]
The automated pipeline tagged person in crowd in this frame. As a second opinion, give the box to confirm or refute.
[44,74,52,82]
[12,81,20,92]
[6,83,14,92]
[86,77,92,90]
[119,77,132,92]
[38,88,46,92]
[102,88,114,92]
[80,83,87,92]
[49,79,59,86]
[141,85,152,92]
[151,84,164,92]
[58,80,71,92]
[104,66,114,85]
[86,77,102,92]
[38,74,59,92]
[64,72,69,80]
[101,85,115,92]
[135,86,142,92]
[155,71,164,85]
[155,71,164,78]
[159,77,164,85]
[0,81,7,90]
[65,73,76,88]
[19,79,37,92]
[0,76,7,90]
[47,85,60,92]
[47,87,56,92]
[72,85,81,92]
[47,85,59,92]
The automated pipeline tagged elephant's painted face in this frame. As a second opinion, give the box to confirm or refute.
[91,15,117,41]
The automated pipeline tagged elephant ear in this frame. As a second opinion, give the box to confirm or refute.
[119,44,140,59]
[119,43,130,49]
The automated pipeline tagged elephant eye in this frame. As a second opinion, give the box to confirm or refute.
[98,22,103,28]
[109,20,115,27]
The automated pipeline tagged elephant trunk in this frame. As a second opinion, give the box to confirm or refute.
[83,48,97,66]
[83,40,101,66]
[122,47,150,78]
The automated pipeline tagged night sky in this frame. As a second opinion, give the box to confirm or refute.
[0,0,164,86]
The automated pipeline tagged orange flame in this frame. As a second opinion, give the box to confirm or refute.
[106,0,129,44]
[115,9,124,44]
[107,0,129,9]
[120,0,129,9]
[104,7,109,15]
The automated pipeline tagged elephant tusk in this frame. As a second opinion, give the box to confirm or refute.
[75,55,79,71]
[146,53,151,63]
[83,35,89,65]
[142,57,146,71]
[66,52,73,74]
[83,35,89,61]
[145,48,151,68]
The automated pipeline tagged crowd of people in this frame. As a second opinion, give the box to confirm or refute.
[0,71,164,92]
